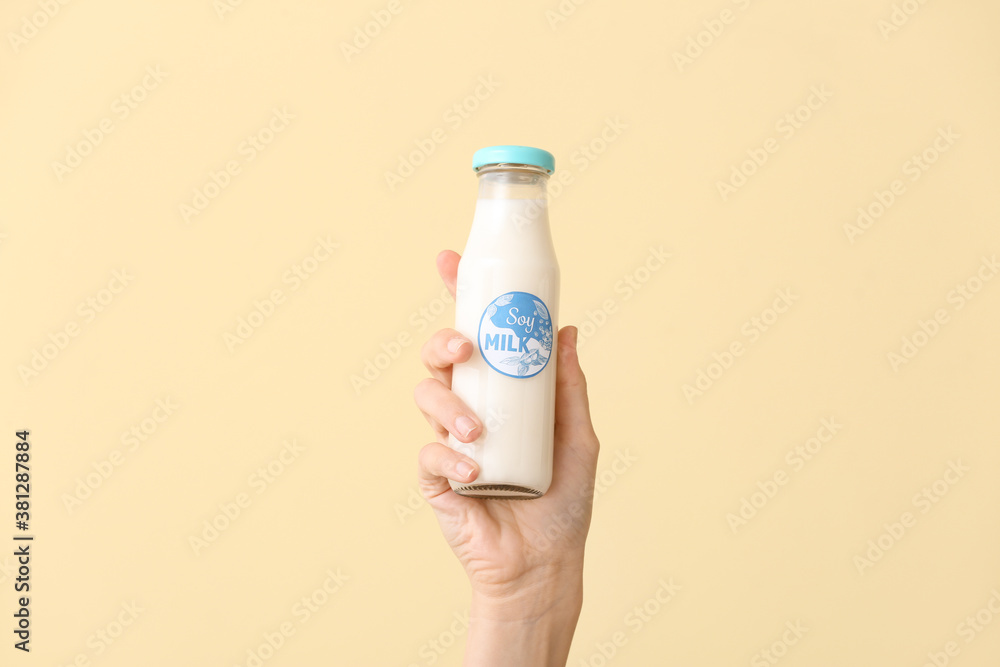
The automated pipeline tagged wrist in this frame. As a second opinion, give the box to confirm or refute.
[464,563,584,667]
[470,562,583,622]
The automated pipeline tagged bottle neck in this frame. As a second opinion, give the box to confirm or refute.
[475,165,550,201]
[466,166,554,258]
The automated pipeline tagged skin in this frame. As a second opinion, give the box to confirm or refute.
[414,250,601,666]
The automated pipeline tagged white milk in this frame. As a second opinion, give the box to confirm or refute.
[448,154,559,499]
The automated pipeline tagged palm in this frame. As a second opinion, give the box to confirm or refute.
[429,407,596,593]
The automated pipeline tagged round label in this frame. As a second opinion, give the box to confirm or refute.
[478,291,554,378]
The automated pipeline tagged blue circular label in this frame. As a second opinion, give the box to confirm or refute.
[478,291,554,378]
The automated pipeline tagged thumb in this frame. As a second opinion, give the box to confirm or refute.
[554,326,595,438]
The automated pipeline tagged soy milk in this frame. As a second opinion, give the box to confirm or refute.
[448,146,560,499]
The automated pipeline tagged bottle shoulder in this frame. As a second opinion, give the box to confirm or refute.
[457,253,559,271]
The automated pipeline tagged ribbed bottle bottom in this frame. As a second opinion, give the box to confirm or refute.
[453,483,543,500]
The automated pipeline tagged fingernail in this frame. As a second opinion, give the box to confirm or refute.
[569,327,578,348]
[455,415,478,438]
[456,461,476,480]
[448,337,470,354]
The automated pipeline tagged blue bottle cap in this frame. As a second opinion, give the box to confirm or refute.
[472,145,554,173]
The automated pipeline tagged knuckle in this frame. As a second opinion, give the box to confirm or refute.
[415,377,439,394]
[417,442,436,465]
[436,327,461,348]
[431,328,452,346]
[413,377,438,404]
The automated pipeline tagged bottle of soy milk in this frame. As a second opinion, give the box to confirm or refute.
[448,146,559,499]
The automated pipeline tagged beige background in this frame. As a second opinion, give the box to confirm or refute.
[2,0,999,665]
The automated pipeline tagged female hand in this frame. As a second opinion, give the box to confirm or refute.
[414,250,601,666]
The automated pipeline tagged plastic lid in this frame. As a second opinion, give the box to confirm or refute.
[472,145,554,173]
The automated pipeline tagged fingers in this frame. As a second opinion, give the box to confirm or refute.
[413,377,483,443]
[421,328,474,385]
[436,250,460,298]
[555,326,596,438]
[418,441,479,500]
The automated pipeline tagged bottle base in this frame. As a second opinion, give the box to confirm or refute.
[453,483,543,500]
